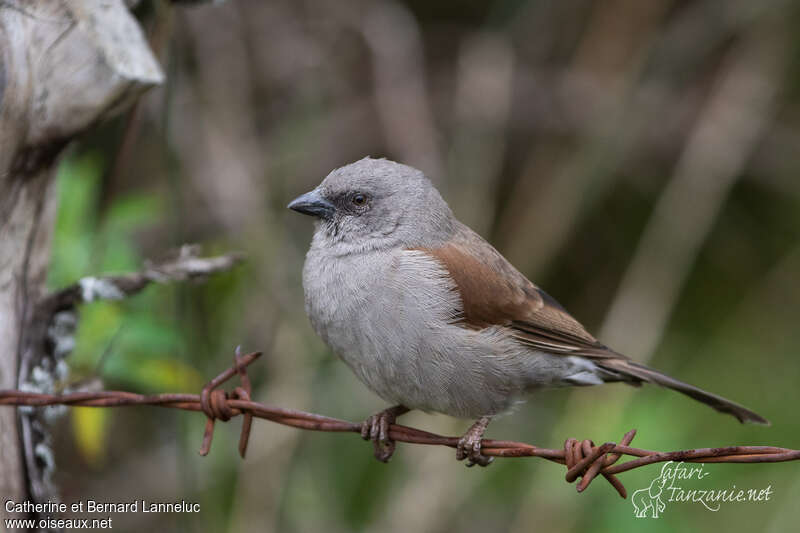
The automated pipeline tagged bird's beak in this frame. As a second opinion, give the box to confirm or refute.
[287,189,335,220]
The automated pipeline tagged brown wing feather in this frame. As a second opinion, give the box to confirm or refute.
[415,223,617,359]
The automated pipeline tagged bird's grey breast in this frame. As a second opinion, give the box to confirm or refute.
[302,243,463,406]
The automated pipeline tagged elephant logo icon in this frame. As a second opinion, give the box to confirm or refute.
[632,462,671,518]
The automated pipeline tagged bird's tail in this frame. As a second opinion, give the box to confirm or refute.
[595,358,769,425]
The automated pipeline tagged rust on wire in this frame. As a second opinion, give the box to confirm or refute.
[2,349,799,498]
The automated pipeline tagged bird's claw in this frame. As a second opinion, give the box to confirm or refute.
[456,417,493,467]
[456,433,493,467]
[361,406,404,462]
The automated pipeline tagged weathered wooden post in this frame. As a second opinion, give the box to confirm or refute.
[0,0,162,523]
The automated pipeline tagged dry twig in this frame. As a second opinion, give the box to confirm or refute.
[2,349,798,499]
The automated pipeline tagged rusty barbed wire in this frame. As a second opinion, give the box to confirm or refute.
[2,349,799,499]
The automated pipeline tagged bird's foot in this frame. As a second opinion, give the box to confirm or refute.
[456,416,493,467]
[360,405,409,462]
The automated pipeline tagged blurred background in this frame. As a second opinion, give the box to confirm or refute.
[48,0,800,531]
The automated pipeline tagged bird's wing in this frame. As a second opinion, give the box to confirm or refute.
[415,223,619,359]
[413,223,770,425]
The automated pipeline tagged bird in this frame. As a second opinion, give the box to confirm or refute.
[288,157,768,467]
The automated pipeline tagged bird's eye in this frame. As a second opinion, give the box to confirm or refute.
[351,193,367,206]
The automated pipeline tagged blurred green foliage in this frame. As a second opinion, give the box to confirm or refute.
[50,152,203,393]
[50,153,203,465]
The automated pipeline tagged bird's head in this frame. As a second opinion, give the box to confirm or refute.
[288,157,454,251]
